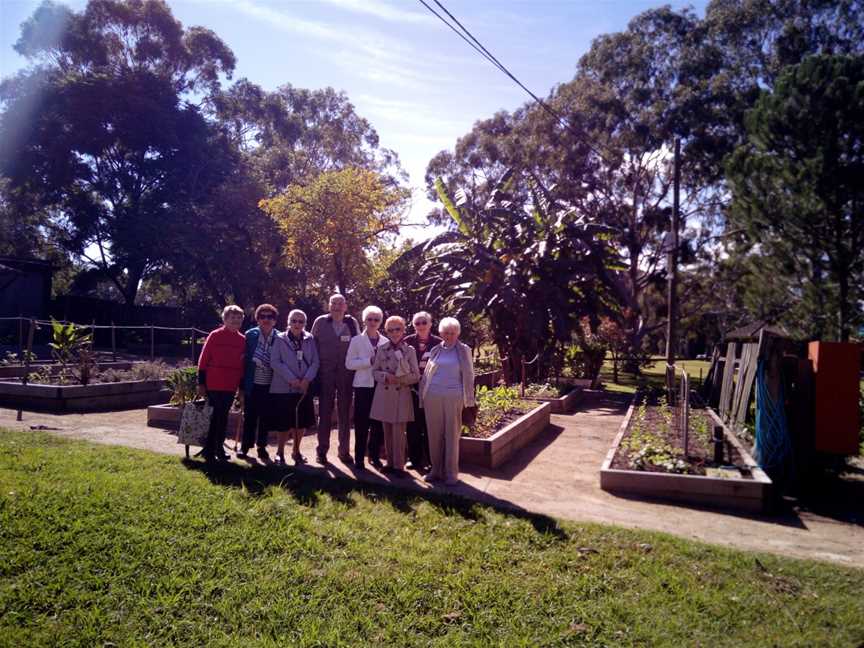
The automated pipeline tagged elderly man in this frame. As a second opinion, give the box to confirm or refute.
[311,293,360,464]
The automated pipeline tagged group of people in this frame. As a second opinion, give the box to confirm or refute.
[195,294,476,486]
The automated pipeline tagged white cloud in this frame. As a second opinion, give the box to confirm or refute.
[317,0,434,24]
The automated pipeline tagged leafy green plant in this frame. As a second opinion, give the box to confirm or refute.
[2,350,37,366]
[167,366,199,405]
[621,397,691,474]
[463,385,535,439]
[47,319,94,385]
[523,382,563,399]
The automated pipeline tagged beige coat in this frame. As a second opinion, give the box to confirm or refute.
[369,340,420,423]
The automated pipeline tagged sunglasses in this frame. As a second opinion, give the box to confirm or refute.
[365,317,382,322]
[386,327,404,333]
[289,319,305,324]
[414,320,429,326]
[258,314,276,320]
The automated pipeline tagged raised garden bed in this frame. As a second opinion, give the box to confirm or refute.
[525,386,583,414]
[0,379,168,413]
[0,361,134,380]
[600,393,772,513]
[460,402,551,469]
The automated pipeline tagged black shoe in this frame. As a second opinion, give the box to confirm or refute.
[355,460,366,471]
[405,461,415,470]
[257,447,270,463]
[339,454,354,465]
[236,449,249,460]
[216,451,230,463]
[292,453,307,465]
[316,453,328,465]
[370,457,384,470]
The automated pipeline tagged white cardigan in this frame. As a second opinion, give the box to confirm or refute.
[345,332,387,388]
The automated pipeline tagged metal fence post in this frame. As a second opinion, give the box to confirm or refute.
[17,319,36,422]
[111,323,117,362]
[150,325,155,361]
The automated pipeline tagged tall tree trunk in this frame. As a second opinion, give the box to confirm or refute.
[123,262,145,307]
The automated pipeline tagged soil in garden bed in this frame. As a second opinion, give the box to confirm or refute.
[462,402,536,439]
[611,392,749,477]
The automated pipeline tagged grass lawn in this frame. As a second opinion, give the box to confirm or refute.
[600,355,712,395]
[1,431,862,647]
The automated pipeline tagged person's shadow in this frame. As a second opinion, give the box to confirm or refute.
[181,456,569,540]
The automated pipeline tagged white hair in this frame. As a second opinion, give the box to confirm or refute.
[222,304,244,320]
[287,309,307,323]
[329,293,346,306]
[362,305,383,321]
[412,311,432,325]
[438,317,461,335]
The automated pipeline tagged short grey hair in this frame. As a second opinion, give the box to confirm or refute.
[412,311,432,325]
[222,304,244,320]
[329,293,346,306]
[287,309,307,324]
[362,305,384,322]
[438,317,461,335]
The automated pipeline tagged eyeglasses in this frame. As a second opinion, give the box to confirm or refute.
[386,327,404,333]
[414,320,429,326]
[289,319,305,324]
[258,314,276,320]
[365,317,381,322]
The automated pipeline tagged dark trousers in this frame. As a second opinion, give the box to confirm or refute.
[206,391,235,457]
[317,367,354,457]
[406,390,430,467]
[242,383,271,452]
[353,386,383,463]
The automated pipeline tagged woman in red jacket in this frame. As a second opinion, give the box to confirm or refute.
[197,305,246,462]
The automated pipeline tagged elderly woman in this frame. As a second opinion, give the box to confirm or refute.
[419,317,476,486]
[197,305,246,463]
[404,311,442,471]
[345,305,388,470]
[239,303,280,462]
[271,309,319,465]
[370,315,420,474]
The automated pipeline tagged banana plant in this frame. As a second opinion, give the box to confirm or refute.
[397,170,616,381]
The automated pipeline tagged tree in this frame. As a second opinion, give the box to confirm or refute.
[402,172,614,381]
[259,167,409,297]
[726,54,864,341]
[0,0,236,307]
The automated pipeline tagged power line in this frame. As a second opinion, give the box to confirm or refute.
[415,0,504,74]
[417,0,610,164]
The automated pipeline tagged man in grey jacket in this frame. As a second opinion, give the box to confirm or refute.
[311,294,360,464]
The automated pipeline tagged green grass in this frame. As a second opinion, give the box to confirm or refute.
[600,355,712,395]
[1,430,862,647]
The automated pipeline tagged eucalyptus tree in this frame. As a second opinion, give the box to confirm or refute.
[0,0,236,307]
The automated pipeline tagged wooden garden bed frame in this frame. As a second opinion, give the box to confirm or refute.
[600,395,772,513]
[0,379,168,413]
[460,402,551,469]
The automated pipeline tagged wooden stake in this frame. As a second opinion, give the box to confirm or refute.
[111,323,117,362]
[150,325,155,361]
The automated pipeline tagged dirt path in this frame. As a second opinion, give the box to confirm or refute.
[2,394,861,568]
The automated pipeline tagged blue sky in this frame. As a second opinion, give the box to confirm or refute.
[1,0,708,226]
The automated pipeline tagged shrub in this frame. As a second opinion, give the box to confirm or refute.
[167,366,198,405]
[464,385,535,439]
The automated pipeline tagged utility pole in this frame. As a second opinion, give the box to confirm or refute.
[665,138,681,401]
